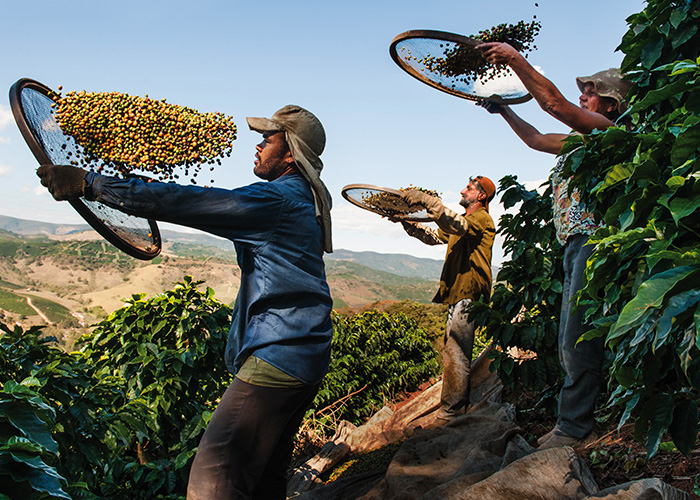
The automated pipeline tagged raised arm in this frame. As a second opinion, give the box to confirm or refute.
[480,101,569,155]
[476,42,615,134]
[397,220,445,246]
[402,190,470,236]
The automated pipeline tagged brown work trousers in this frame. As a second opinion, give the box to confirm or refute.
[187,377,320,500]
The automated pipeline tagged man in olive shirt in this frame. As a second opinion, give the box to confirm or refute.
[397,177,496,425]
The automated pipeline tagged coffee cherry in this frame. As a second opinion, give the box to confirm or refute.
[53,90,237,184]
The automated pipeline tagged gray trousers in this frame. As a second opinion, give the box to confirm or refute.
[557,233,604,438]
[438,298,476,420]
[187,377,319,500]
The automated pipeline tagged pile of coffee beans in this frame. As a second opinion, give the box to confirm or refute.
[419,20,541,85]
[51,89,237,184]
[361,185,440,218]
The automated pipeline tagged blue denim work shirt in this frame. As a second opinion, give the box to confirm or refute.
[85,171,333,385]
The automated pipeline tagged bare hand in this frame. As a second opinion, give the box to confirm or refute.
[477,99,504,114]
[476,42,519,66]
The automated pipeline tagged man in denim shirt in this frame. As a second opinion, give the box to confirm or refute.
[38,105,333,499]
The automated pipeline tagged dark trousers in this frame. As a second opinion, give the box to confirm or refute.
[438,298,476,419]
[557,234,604,438]
[186,377,320,500]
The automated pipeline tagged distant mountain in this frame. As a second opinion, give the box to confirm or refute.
[0,215,90,236]
[326,249,443,281]
[0,215,448,280]
[0,214,233,249]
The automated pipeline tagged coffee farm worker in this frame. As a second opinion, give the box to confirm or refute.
[476,41,631,449]
[37,105,334,500]
[393,177,495,427]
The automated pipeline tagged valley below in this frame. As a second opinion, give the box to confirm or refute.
[0,215,444,348]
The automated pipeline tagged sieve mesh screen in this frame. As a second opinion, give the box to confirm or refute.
[12,79,160,259]
[342,184,432,222]
[390,31,532,104]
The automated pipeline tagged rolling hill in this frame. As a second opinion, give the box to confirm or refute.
[0,215,450,347]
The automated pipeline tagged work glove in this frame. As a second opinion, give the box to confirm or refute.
[402,189,445,219]
[36,164,87,201]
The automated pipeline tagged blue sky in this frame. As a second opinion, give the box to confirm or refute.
[0,0,644,264]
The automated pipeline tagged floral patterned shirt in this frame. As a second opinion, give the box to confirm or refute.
[551,153,600,246]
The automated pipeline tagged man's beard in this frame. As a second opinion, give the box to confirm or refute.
[459,197,473,209]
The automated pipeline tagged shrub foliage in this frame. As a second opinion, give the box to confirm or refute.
[0,277,232,500]
[469,177,563,391]
[562,0,700,457]
[472,0,700,458]
[313,311,440,428]
[0,278,439,499]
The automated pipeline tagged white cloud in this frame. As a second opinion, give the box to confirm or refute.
[0,105,12,131]
[523,178,549,193]
[19,184,47,195]
[0,136,10,144]
[0,163,14,176]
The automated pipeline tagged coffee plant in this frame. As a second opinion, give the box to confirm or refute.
[468,176,563,392]
[0,277,232,500]
[471,0,699,458]
[0,324,70,500]
[1,278,443,498]
[559,0,700,457]
[312,311,440,430]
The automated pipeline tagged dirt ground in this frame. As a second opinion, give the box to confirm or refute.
[504,386,700,498]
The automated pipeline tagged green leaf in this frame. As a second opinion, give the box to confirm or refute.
[618,391,641,429]
[646,393,674,457]
[598,164,635,192]
[668,193,700,224]
[680,326,695,375]
[633,80,688,110]
[0,402,58,454]
[2,452,70,499]
[670,60,699,75]
[672,24,698,49]
[671,123,700,166]
[608,266,699,342]
[666,176,685,189]
[614,365,637,388]
[669,399,698,456]
[641,36,664,68]
[654,290,700,351]
[669,8,687,29]
[659,441,678,452]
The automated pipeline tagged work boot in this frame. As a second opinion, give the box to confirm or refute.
[538,430,597,451]
[536,428,556,447]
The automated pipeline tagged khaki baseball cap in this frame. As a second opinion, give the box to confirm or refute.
[246,105,326,157]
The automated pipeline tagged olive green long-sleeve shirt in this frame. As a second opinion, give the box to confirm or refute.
[403,207,495,305]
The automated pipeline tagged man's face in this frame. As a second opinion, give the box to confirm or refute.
[254,131,294,180]
[579,83,616,116]
[460,181,484,209]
